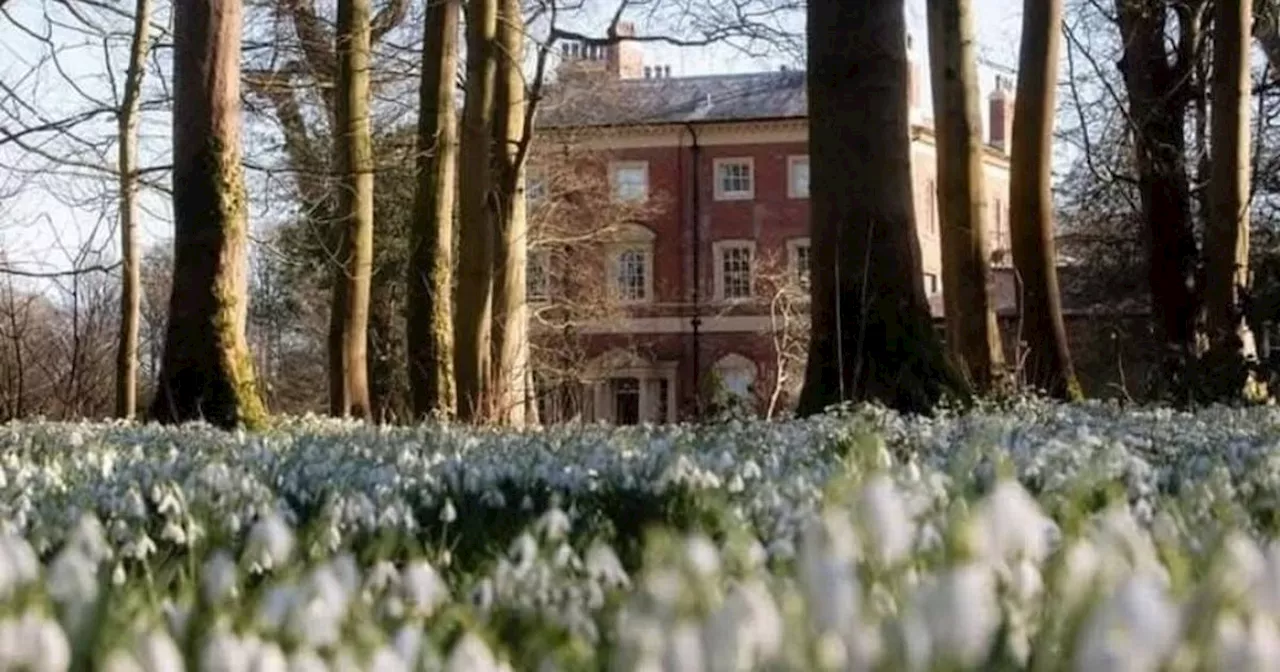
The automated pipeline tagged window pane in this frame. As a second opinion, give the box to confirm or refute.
[721,246,752,299]
[718,162,752,195]
[793,244,810,289]
[792,159,809,197]
[613,166,646,201]
[616,249,647,300]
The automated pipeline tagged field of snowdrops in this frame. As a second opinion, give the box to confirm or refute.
[5,401,1280,669]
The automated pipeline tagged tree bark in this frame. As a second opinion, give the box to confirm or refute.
[489,0,530,426]
[1008,0,1081,400]
[150,0,266,428]
[1205,0,1257,365]
[925,0,1006,392]
[407,0,459,420]
[454,0,498,422]
[328,0,375,418]
[1114,0,1201,357]
[796,0,967,416]
[115,0,153,420]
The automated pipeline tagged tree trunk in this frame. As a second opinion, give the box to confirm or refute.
[925,0,1006,392]
[150,0,266,428]
[407,0,459,420]
[489,0,530,426]
[115,0,152,420]
[796,0,967,416]
[328,0,375,418]
[1114,0,1201,358]
[1008,0,1081,400]
[454,0,498,422]
[1205,0,1259,387]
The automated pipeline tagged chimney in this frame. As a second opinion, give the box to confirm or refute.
[644,66,652,79]
[989,74,1015,152]
[607,21,645,79]
[663,65,671,78]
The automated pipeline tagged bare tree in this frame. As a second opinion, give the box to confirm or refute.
[114,0,155,419]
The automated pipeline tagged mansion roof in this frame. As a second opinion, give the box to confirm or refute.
[536,70,807,129]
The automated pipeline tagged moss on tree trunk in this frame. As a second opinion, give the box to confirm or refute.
[151,0,266,428]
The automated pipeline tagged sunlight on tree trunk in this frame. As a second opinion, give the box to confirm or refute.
[489,0,530,427]
[454,0,498,422]
[1008,0,1081,400]
[1205,0,1264,399]
[407,0,459,421]
[925,0,1006,393]
[796,0,967,416]
[115,0,152,420]
[150,0,266,429]
[328,0,375,418]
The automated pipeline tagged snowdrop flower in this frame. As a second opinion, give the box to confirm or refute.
[200,630,249,672]
[202,551,239,604]
[585,543,629,590]
[401,560,449,616]
[970,480,1056,564]
[250,640,288,672]
[913,564,1000,668]
[369,646,408,672]
[662,623,705,672]
[856,474,913,565]
[1214,614,1280,672]
[440,499,457,524]
[286,648,327,672]
[444,633,500,672]
[134,628,184,672]
[684,535,720,578]
[244,513,294,572]
[534,507,571,542]
[102,651,145,672]
[702,579,782,670]
[1073,574,1180,672]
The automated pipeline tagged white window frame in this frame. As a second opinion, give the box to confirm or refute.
[610,246,653,303]
[527,249,551,303]
[924,272,940,296]
[786,237,811,292]
[609,161,649,203]
[713,239,756,302]
[713,157,755,201]
[787,155,809,199]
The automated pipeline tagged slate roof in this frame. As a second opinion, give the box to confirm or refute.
[536,69,808,129]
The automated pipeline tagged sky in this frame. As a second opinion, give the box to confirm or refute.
[0,0,1026,279]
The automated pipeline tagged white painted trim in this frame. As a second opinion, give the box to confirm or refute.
[574,314,775,334]
[786,237,811,288]
[786,155,809,199]
[712,157,755,200]
[608,160,649,202]
[712,239,757,303]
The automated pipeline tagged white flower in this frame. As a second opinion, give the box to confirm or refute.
[401,560,449,616]
[200,630,249,672]
[134,628,184,672]
[1215,614,1280,672]
[856,474,913,565]
[286,648,327,672]
[202,551,239,603]
[914,564,1000,668]
[102,651,145,672]
[970,480,1057,563]
[684,535,720,578]
[1073,574,1180,672]
[585,543,629,590]
[244,513,294,572]
[440,499,457,524]
[445,633,500,672]
[701,579,782,669]
[662,623,704,672]
[249,641,288,672]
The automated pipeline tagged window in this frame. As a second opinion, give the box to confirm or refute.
[714,158,754,200]
[714,240,755,301]
[527,250,550,302]
[610,162,648,202]
[925,179,937,234]
[788,155,809,198]
[608,224,656,303]
[787,238,811,290]
[925,272,939,295]
[615,248,649,301]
